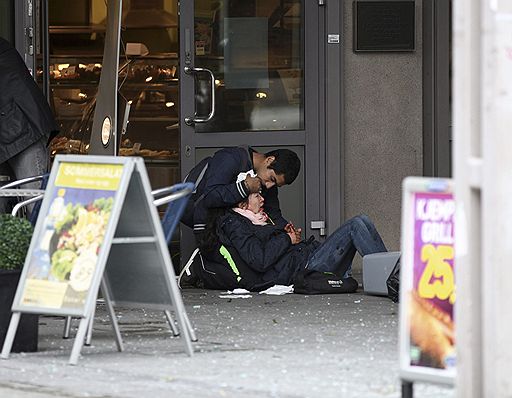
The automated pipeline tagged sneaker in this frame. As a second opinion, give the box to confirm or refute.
[177,248,200,288]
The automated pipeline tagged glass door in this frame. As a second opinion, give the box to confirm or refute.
[179,0,323,250]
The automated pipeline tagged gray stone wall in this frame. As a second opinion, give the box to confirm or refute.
[342,1,424,258]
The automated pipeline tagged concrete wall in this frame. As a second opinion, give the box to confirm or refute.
[342,0,424,256]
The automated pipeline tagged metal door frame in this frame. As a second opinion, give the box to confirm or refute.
[423,0,452,178]
[324,0,343,235]
[12,0,51,102]
[12,0,34,73]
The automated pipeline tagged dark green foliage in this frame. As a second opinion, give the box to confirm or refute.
[0,215,34,270]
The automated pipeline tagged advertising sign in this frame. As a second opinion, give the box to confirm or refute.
[400,177,455,385]
[18,162,123,312]
[2,155,194,365]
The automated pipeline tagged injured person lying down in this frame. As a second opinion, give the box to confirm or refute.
[195,192,388,292]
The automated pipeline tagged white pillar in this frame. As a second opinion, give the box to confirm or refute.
[481,1,512,396]
[454,1,512,397]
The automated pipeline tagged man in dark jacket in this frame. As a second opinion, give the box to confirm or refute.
[0,38,58,213]
[181,146,301,233]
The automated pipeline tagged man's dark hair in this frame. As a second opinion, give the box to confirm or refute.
[264,149,301,185]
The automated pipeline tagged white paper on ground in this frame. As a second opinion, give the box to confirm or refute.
[259,285,294,295]
[227,288,251,294]
[219,294,253,299]
[219,288,253,298]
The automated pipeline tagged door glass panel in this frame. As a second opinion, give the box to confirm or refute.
[194,0,303,133]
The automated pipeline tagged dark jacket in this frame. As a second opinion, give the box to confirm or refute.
[198,211,319,291]
[182,146,287,232]
[0,38,58,164]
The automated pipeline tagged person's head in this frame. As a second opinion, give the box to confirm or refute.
[254,149,301,189]
[238,192,264,214]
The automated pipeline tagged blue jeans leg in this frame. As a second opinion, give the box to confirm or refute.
[306,214,387,277]
[8,137,49,182]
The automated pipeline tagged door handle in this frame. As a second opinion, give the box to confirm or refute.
[184,66,216,125]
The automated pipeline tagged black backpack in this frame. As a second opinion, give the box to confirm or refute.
[293,269,359,295]
[198,244,274,292]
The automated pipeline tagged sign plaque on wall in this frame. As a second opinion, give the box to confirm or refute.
[354,1,415,52]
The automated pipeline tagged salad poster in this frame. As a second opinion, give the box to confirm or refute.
[408,191,456,370]
[20,162,123,310]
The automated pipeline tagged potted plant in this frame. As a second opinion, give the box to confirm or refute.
[0,214,38,352]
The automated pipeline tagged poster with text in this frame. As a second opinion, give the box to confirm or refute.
[20,162,123,311]
[408,191,456,370]
[195,15,213,55]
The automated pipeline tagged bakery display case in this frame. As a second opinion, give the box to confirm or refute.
[38,0,181,189]
[41,54,180,188]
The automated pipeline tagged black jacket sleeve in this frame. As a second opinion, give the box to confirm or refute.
[219,215,292,273]
[201,149,250,209]
[0,46,58,163]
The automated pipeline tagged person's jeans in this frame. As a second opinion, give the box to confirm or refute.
[305,214,387,277]
[0,137,49,214]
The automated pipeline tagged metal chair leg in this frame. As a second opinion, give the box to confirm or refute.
[63,316,72,339]
[164,310,180,336]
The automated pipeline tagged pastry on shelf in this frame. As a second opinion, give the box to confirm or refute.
[119,146,172,160]
[49,136,84,155]
[121,138,133,148]
[119,147,136,156]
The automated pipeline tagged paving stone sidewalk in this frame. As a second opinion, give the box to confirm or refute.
[0,289,454,398]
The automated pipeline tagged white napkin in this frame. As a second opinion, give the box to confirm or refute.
[236,170,257,183]
[259,285,294,295]
[219,288,253,299]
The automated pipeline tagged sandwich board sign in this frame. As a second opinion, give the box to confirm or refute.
[399,177,456,396]
[1,155,194,365]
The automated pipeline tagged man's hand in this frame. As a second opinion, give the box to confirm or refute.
[244,175,263,193]
[284,223,294,233]
[287,231,300,244]
[285,222,302,243]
